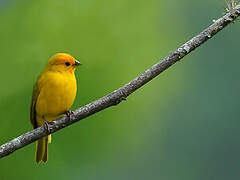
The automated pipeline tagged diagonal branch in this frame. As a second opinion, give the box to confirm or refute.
[1,5,240,159]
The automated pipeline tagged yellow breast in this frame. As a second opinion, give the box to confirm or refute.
[36,71,77,120]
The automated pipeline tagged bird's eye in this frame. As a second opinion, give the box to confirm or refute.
[65,62,71,66]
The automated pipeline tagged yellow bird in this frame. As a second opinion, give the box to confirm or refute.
[30,53,81,163]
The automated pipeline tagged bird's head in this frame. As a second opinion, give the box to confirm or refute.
[46,53,82,73]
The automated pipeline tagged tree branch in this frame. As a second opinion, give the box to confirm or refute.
[1,5,240,159]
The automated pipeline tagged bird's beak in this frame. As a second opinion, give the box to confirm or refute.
[74,59,82,66]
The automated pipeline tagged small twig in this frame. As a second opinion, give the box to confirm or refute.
[0,4,240,159]
[225,0,239,12]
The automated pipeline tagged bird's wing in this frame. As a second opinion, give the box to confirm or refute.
[30,75,42,129]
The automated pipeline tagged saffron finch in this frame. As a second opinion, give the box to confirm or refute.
[30,53,81,163]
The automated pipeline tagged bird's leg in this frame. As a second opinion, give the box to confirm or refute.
[44,120,50,133]
[65,110,74,120]
[42,115,52,133]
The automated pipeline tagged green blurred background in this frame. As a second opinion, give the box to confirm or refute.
[0,0,240,179]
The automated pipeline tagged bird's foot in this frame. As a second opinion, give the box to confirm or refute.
[43,120,52,133]
[65,110,74,120]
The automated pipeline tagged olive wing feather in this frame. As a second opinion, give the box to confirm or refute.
[30,75,42,129]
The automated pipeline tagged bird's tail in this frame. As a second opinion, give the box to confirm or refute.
[35,135,51,163]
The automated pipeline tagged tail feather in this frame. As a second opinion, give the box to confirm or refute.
[42,138,48,162]
[48,134,52,143]
[35,135,51,163]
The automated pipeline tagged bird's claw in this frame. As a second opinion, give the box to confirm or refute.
[44,120,51,133]
[65,110,74,119]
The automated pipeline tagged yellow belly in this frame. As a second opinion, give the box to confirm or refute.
[36,71,77,123]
